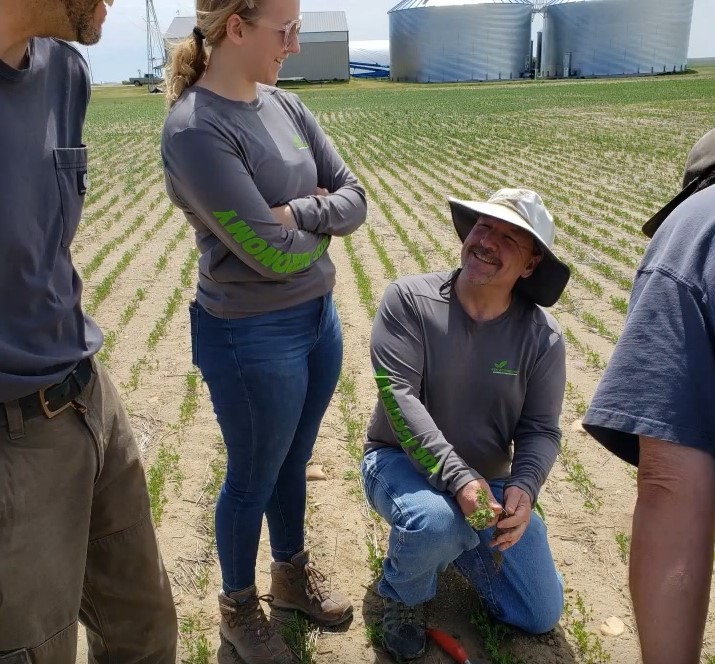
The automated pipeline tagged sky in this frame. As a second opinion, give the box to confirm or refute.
[84,0,715,83]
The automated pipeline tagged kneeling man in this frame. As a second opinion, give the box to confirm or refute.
[362,189,571,661]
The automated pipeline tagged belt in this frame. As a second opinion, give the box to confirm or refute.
[1,358,93,423]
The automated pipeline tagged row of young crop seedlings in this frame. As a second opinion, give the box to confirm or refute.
[78,154,163,238]
[353,108,670,245]
[370,122,644,289]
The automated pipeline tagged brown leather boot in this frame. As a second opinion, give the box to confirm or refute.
[218,585,298,664]
[270,550,353,627]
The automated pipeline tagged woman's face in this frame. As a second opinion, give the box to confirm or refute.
[230,0,301,85]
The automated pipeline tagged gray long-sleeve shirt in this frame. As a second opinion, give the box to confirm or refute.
[0,39,102,403]
[365,273,566,503]
[161,84,367,318]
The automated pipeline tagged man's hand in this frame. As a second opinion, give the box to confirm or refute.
[315,187,329,196]
[270,204,298,229]
[490,486,531,551]
[456,480,502,528]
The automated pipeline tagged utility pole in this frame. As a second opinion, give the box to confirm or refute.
[144,0,166,93]
[146,0,152,92]
[85,47,94,85]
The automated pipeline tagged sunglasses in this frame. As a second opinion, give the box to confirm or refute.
[245,15,302,51]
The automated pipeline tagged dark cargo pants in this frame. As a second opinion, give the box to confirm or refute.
[0,359,177,663]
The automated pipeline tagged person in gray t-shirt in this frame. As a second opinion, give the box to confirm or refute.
[0,0,176,661]
[362,189,570,661]
[161,2,366,662]
[583,129,715,664]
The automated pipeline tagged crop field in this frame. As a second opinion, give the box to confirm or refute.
[76,69,715,663]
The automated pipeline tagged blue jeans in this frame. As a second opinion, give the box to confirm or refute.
[361,447,564,634]
[190,294,342,593]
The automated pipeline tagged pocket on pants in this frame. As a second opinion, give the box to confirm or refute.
[189,301,199,367]
[27,622,77,662]
[0,622,77,663]
[0,651,30,663]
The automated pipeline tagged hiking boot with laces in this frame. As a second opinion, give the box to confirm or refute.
[270,549,353,626]
[218,585,298,664]
[382,596,426,661]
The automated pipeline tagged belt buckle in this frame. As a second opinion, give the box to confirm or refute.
[39,387,73,419]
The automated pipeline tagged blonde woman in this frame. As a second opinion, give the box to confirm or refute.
[162,1,367,661]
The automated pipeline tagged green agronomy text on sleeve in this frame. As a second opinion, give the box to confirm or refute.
[375,367,442,474]
[214,210,331,275]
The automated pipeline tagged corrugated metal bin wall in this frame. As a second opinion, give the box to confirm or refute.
[540,0,694,77]
[390,3,533,83]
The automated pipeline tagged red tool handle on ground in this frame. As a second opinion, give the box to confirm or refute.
[426,628,472,664]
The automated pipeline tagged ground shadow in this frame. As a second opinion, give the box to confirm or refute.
[361,566,579,664]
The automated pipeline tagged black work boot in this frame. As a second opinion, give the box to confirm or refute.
[218,585,298,664]
[382,596,426,661]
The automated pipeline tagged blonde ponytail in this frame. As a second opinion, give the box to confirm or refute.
[166,34,207,106]
[165,0,264,106]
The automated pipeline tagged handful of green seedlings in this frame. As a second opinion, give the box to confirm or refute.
[466,488,505,571]
[465,487,496,531]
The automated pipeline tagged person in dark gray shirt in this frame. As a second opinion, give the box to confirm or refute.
[583,129,715,664]
[0,0,177,662]
[161,2,366,662]
[362,189,570,661]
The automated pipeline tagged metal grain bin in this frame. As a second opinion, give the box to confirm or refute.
[389,0,533,83]
[540,0,694,78]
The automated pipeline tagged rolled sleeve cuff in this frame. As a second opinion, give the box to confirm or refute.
[287,198,314,232]
[447,468,484,497]
[504,479,538,506]
[583,407,715,467]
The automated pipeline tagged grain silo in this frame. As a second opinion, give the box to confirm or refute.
[540,0,694,78]
[389,0,533,83]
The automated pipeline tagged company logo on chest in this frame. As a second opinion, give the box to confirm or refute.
[292,133,309,150]
[491,360,519,377]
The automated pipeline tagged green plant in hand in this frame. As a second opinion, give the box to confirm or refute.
[466,488,506,570]
[466,488,496,530]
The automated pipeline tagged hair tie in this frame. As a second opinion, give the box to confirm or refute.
[193,26,205,41]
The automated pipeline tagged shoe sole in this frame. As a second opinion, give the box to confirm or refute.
[270,600,354,627]
[217,633,244,664]
[383,640,426,662]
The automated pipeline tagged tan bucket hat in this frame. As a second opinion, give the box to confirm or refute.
[448,188,571,307]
